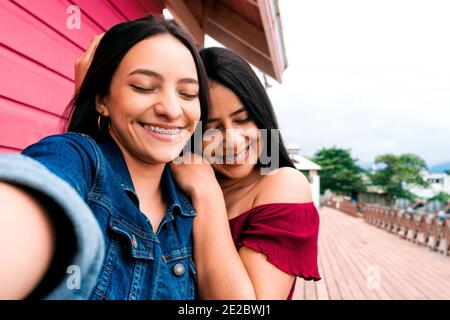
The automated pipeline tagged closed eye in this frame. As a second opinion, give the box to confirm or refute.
[179,92,199,100]
[205,125,222,132]
[234,117,251,124]
[130,84,156,93]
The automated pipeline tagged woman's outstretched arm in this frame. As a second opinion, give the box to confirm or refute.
[0,142,105,300]
[0,182,55,299]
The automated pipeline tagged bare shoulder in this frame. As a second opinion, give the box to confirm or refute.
[253,167,312,206]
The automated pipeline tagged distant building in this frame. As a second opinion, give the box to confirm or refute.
[286,144,322,207]
[357,185,392,206]
[407,172,450,199]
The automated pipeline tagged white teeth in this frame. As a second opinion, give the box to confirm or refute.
[224,145,248,162]
[144,125,181,135]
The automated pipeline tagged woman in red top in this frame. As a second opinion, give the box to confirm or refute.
[170,47,321,300]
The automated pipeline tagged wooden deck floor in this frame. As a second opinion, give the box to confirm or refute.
[292,206,450,300]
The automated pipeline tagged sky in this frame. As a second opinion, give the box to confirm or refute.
[205,0,450,168]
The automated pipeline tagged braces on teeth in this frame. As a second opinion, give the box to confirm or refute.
[145,125,181,135]
[223,145,249,162]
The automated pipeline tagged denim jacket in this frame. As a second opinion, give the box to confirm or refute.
[0,132,197,300]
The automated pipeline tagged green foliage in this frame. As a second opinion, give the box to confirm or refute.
[369,153,429,200]
[429,192,450,204]
[312,146,366,194]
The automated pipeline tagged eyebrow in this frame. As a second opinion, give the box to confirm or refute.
[128,68,199,85]
[128,68,163,80]
[207,107,247,123]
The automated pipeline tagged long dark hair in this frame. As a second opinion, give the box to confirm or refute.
[61,15,209,141]
[199,47,295,169]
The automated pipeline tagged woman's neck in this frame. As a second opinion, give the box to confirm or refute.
[109,133,165,200]
[217,167,262,196]
[125,155,165,199]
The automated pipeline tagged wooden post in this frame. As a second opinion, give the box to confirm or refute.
[437,218,450,255]
[427,215,440,251]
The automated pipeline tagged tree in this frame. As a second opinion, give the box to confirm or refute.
[445,169,450,175]
[369,153,429,201]
[312,147,366,194]
[429,192,450,204]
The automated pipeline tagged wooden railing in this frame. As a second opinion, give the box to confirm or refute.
[328,199,359,217]
[363,204,450,256]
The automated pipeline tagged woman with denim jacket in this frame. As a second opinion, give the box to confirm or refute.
[0,15,209,299]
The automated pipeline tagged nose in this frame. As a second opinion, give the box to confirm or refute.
[153,88,183,120]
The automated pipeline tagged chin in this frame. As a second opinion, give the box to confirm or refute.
[143,144,185,164]
[144,153,177,165]
[214,164,255,180]
[158,149,184,163]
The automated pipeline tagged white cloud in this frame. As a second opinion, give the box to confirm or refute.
[267,0,450,166]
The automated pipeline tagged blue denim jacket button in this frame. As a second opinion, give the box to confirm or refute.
[131,234,138,248]
[173,263,185,276]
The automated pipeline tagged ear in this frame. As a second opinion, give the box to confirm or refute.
[95,95,110,117]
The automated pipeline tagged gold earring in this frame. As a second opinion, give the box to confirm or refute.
[97,115,110,134]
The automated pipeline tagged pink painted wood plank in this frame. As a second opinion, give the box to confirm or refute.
[71,0,126,30]
[0,0,164,152]
[12,0,104,49]
[0,97,61,150]
[0,145,21,154]
[0,46,74,117]
[0,0,82,80]
[109,0,148,20]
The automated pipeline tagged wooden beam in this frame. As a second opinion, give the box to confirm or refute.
[257,0,284,82]
[243,0,258,7]
[183,0,203,23]
[204,1,270,59]
[204,20,276,79]
[164,0,205,46]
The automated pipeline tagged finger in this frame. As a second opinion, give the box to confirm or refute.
[84,33,105,62]
[76,34,105,91]
[85,33,104,54]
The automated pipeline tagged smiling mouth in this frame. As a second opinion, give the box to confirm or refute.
[217,143,252,163]
[139,123,185,136]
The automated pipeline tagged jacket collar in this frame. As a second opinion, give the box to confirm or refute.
[96,135,195,218]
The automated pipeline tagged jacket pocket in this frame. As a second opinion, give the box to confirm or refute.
[163,249,197,300]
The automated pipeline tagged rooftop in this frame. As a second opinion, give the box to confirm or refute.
[291,154,322,171]
[165,0,287,82]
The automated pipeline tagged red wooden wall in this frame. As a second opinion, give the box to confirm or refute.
[0,0,163,153]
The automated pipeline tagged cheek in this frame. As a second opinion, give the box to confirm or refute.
[202,137,222,158]
[184,101,201,129]
[108,88,143,119]
[245,127,262,158]
[243,126,260,144]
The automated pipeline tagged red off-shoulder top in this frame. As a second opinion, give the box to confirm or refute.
[228,202,321,300]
